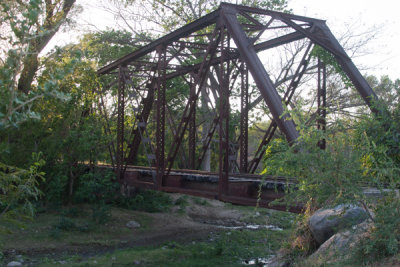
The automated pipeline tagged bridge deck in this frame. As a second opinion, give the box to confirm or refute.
[100,165,301,213]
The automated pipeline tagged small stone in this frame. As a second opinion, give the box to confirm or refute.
[112,257,116,260]
[255,211,260,216]
[134,260,141,265]
[7,261,22,267]
[93,260,98,264]
[126,220,141,229]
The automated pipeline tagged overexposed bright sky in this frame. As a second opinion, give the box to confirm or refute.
[289,0,400,79]
[48,0,400,80]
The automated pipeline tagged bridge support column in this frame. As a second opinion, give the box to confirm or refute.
[116,65,126,182]
[189,77,196,169]
[156,46,167,189]
[239,63,248,173]
[218,26,229,198]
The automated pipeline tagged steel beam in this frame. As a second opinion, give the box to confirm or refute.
[166,27,221,175]
[125,80,155,165]
[165,31,306,80]
[188,79,196,169]
[97,10,220,75]
[221,6,300,144]
[239,63,249,173]
[218,26,229,197]
[116,65,126,181]
[220,2,324,24]
[248,43,313,173]
[281,19,379,114]
[156,46,167,189]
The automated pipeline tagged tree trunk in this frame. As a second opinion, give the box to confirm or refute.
[17,0,76,94]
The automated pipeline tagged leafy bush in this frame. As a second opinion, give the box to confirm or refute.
[357,194,400,262]
[116,189,173,213]
[43,168,69,207]
[263,108,400,261]
[264,123,366,208]
[90,203,112,224]
[0,153,45,231]
[73,169,118,204]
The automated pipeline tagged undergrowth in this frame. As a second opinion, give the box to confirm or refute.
[262,105,400,264]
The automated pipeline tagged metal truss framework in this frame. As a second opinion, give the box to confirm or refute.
[97,3,378,205]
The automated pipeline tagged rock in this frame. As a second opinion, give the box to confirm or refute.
[310,221,371,260]
[126,220,141,229]
[264,253,288,267]
[7,261,22,267]
[308,204,368,245]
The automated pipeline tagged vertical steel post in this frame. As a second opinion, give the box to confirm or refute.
[189,76,196,169]
[116,65,126,181]
[218,25,229,198]
[156,46,166,189]
[239,63,249,173]
[317,58,327,149]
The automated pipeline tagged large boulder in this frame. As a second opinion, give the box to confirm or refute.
[309,221,372,262]
[308,204,368,245]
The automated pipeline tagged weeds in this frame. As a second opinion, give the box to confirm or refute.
[116,189,173,213]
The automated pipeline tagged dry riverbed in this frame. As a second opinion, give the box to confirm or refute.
[1,193,295,266]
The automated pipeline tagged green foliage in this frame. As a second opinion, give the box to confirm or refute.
[0,153,45,231]
[263,100,400,262]
[311,45,353,88]
[116,190,173,212]
[74,170,118,204]
[264,124,365,208]
[80,29,149,66]
[355,105,400,170]
[0,1,80,128]
[357,194,400,262]
[50,216,91,240]
[90,204,112,225]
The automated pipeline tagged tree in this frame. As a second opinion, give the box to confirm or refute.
[0,0,78,129]
[1,0,77,93]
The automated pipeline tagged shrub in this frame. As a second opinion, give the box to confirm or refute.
[73,169,118,204]
[0,153,45,231]
[116,189,173,213]
[264,124,366,209]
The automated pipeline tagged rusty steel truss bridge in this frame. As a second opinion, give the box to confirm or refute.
[96,3,379,212]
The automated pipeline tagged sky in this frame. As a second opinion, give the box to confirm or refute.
[48,0,400,80]
[289,0,400,79]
